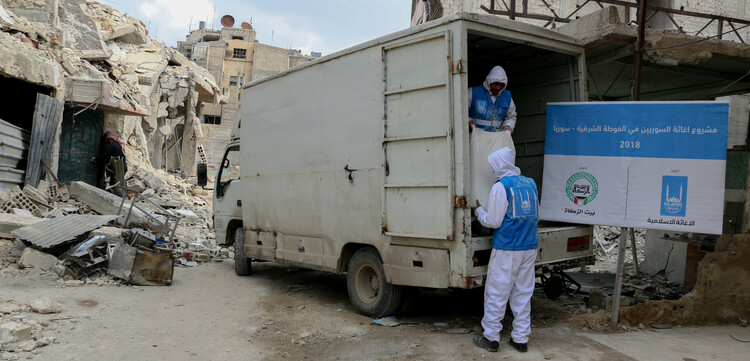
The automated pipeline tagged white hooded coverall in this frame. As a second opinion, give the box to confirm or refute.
[474,148,537,344]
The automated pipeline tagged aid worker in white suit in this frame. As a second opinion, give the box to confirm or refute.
[471,147,539,353]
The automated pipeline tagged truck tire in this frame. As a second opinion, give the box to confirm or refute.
[234,228,251,276]
[347,248,402,318]
[543,273,564,300]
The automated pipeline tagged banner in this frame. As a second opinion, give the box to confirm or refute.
[540,101,728,234]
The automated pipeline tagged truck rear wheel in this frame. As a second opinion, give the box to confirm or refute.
[234,228,251,276]
[347,248,402,318]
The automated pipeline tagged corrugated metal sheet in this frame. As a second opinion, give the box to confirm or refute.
[0,118,29,190]
[11,215,120,249]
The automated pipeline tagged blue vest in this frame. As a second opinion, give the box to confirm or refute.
[492,176,539,251]
[469,86,512,131]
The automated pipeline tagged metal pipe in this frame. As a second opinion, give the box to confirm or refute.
[611,227,629,325]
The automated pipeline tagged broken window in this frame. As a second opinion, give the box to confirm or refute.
[203,115,221,125]
[229,76,238,86]
[232,36,244,40]
[233,48,247,59]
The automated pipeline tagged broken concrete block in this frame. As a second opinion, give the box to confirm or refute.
[8,187,42,217]
[69,181,166,232]
[11,208,34,217]
[142,173,166,190]
[0,214,43,238]
[0,323,32,344]
[22,185,49,205]
[17,339,36,352]
[588,288,605,309]
[19,248,58,271]
[127,178,147,193]
[89,227,128,245]
[175,209,198,223]
[29,298,61,314]
[142,189,156,197]
[0,304,21,315]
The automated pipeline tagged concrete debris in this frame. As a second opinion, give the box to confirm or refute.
[28,298,61,314]
[0,214,43,239]
[18,248,58,271]
[0,323,30,344]
[0,304,21,315]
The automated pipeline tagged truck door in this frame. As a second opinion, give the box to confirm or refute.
[382,32,455,240]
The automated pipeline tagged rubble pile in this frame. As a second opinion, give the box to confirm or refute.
[0,298,60,358]
[0,157,226,285]
[593,226,646,269]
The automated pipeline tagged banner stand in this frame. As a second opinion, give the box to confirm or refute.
[611,227,628,325]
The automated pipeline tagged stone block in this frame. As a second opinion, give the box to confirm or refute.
[0,304,21,315]
[19,248,58,271]
[0,323,31,344]
[29,298,61,314]
[0,214,43,238]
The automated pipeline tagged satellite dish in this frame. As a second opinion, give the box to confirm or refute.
[220,15,235,28]
[241,22,253,30]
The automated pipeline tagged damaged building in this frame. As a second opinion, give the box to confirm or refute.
[176,16,320,166]
[0,0,221,192]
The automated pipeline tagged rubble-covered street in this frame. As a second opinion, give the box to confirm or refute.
[1,258,749,361]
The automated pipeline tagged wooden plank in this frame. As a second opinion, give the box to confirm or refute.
[25,94,64,187]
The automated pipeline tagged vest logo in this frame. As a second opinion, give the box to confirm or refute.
[510,186,537,217]
[661,176,688,217]
[565,172,599,206]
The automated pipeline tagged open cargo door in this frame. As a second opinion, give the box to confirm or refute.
[382,32,455,240]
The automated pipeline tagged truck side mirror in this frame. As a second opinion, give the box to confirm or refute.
[197,163,208,187]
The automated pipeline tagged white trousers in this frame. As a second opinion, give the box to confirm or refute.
[481,248,536,343]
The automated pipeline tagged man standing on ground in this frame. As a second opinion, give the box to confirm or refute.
[469,65,517,133]
[472,147,539,353]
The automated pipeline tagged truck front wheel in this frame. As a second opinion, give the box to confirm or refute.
[234,228,251,276]
[347,248,402,318]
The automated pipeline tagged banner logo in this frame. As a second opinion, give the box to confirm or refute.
[661,176,688,217]
[565,172,598,206]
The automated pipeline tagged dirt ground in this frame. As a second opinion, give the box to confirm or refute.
[2,257,749,361]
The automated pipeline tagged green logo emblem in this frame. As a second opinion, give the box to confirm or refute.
[566,172,599,206]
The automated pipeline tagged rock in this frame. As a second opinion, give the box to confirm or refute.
[16,339,35,352]
[63,280,84,287]
[19,248,59,271]
[446,328,472,334]
[433,322,448,328]
[142,189,156,197]
[0,323,32,344]
[29,298,61,314]
[126,178,147,193]
[175,209,198,223]
[0,304,21,315]
[739,318,748,327]
[588,288,605,309]
[142,173,166,190]
[638,323,645,330]
[1,352,19,360]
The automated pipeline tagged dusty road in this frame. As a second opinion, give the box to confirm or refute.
[1,259,749,361]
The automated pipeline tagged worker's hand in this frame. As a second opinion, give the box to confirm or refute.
[90,157,96,162]
[475,199,482,208]
[502,125,512,133]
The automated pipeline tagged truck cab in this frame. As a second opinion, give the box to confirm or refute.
[213,118,242,246]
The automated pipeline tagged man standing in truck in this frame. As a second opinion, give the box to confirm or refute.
[469,65,517,133]
[472,147,538,353]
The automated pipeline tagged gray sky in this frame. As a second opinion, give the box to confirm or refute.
[110,0,412,56]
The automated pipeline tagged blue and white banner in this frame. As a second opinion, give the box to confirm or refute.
[540,101,728,234]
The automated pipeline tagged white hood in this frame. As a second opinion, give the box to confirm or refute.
[482,66,508,93]
[488,147,519,179]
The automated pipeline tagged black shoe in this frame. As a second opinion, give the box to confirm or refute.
[473,336,499,352]
[509,339,528,352]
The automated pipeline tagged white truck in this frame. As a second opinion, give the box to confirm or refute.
[201,13,594,317]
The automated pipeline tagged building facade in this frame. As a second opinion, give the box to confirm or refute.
[178,23,320,166]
